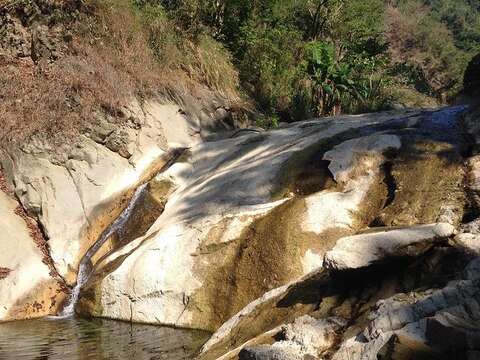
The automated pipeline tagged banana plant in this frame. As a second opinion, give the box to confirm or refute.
[305,41,363,115]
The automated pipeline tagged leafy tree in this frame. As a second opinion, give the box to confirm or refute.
[131,0,479,124]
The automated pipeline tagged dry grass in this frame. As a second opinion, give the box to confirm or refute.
[384,2,465,98]
[0,0,244,147]
[0,0,159,145]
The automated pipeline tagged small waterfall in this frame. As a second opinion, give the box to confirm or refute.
[59,184,148,317]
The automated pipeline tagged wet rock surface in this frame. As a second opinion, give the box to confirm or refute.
[77,110,433,331]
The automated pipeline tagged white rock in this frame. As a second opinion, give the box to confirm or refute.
[0,192,62,320]
[324,223,456,270]
[78,112,419,330]
[324,134,401,184]
[301,173,375,235]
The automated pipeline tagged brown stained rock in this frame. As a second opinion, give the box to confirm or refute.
[13,204,67,290]
[0,267,12,280]
[190,199,326,331]
[190,157,390,332]
[0,169,68,293]
[0,189,68,320]
[0,170,12,195]
[375,140,466,227]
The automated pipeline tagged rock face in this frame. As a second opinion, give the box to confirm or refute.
[194,105,478,360]
[239,316,346,360]
[331,257,480,360]
[0,101,184,284]
[0,190,65,320]
[76,111,418,331]
[1,100,478,360]
[0,96,238,321]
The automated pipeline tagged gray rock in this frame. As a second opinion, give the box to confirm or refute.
[239,345,304,360]
[331,257,480,359]
[240,316,346,360]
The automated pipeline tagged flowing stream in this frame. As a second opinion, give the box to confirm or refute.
[59,183,149,317]
[58,148,186,316]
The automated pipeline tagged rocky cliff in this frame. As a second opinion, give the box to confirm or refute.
[2,100,480,359]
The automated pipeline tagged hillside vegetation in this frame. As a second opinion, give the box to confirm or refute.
[155,0,478,124]
[0,0,478,139]
[157,0,399,122]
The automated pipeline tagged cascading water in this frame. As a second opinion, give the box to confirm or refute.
[59,183,148,317]
[57,148,186,317]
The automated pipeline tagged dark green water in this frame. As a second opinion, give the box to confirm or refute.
[0,317,210,360]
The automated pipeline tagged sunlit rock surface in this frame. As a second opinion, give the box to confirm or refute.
[196,106,480,360]
[0,191,65,320]
[0,98,234,320]
[3,104,480,360]
[77,110,418,331]
[0,102,191,283]
[324,223,456,270]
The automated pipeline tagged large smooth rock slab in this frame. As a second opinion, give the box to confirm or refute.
[77,111,415,331]
[324,223,456,270]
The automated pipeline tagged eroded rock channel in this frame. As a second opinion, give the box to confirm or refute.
[2,106,480,359]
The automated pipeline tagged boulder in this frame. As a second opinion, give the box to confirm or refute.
[453,233,480,255]
[239,316,346,360]
[239,344,304,360]
[331,257,480,360]
[324,223,456,270]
